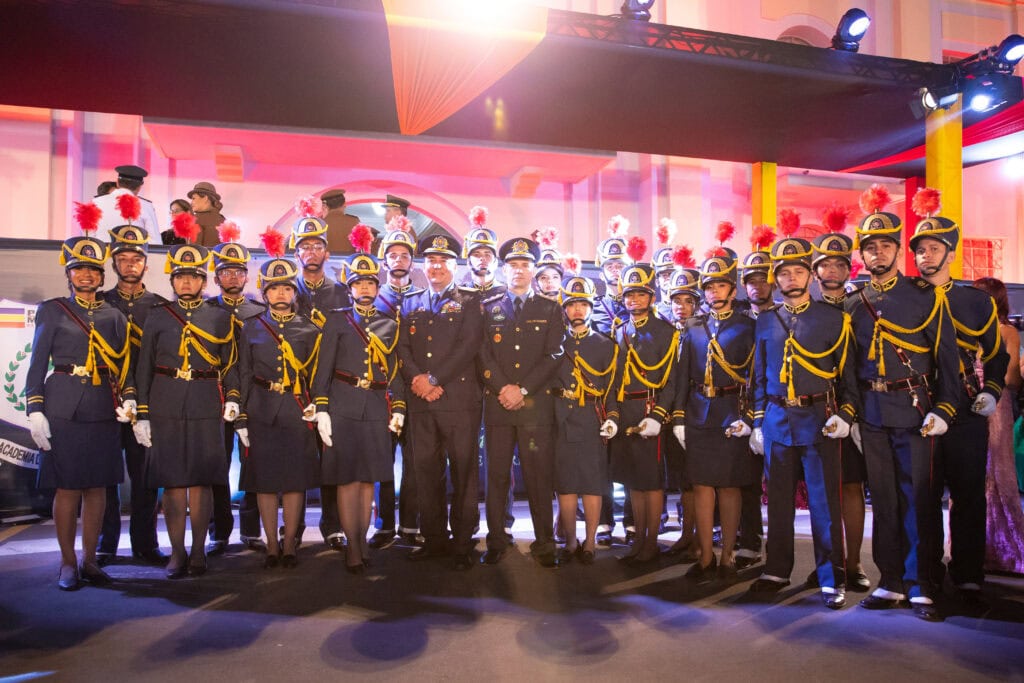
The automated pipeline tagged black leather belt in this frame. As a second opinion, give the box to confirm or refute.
[53,364,109,377]
[549,388,598,401]
[254,376,287,394]
[622,391,655,401]
[768,392,832,408]
[334,370,386,390]
[690,382,742,398]
[155,366,220,381]
[859,374,929,393]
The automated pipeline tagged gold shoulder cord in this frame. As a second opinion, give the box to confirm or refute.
[942,295,1002,363]
[618,329,679,401]
[868,287,943,376]
[85,324,132,388]
[571,344,619,406]
[177,319,235,374]
[703,319,753,390]
[779,312,852,401]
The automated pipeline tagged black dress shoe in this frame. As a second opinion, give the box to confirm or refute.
[480,548,505,565]
[188,554,207,576]
[408,545,448,562]
[264,553,280,569]
[281,554,298,569]
[718,562,738,582]
[859,594,903,610]
[847,570,871,592]
[95,553,115,567]
[734,554,762,570]
[579,550,595,565]
[166,562,188,580]
[326,535,346,552]
[534,552,557,568]
[205,540,227,557]
[685,555,718,585]
[80,561,113,586]
[822,590,846,610]
[911,601,941,622]
[368,531,397,550]
[749,577,789,593]
[452,553,473,571]
[596,530,613,547]
[57,564,81,591]
[133,548,169,566]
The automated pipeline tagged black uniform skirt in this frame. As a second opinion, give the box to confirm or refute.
[321,418,394,486]
[554,404,608,496]
[239,418,320,493]
[610,431,666,491]
[145,417,227,488]
[37,417,123,490]
[686,426,760,488]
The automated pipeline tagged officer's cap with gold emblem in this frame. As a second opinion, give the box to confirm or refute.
[61,236,110,271]
[211,242,251,271]
[558,275,597,307]
[108,225,150,256]
[462,227,499,259]
[618,263,656,297]
[258,257,300,291]
[341,253,381,286]
[417,233,460,259]
[377,229,417,259]
[668,268,701,301]
[909,216,960,253]
[498,237,541,263]
[770,237,814,274]
[290,216,329,250]
[165,244,212,276]
[811,232,854,268]
[595,236,633,268]
[739,250,772,283]
[536,248,563,274]
[652,247,675,274]
[699,249,738,289]
[856,184,901,249]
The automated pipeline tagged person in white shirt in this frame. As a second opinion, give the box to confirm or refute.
[93,165,160,245]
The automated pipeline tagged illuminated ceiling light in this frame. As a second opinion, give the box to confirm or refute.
[831,9,871,52]
[995,34,1024,67]
[620,0,655,22]
[918,85,959,112]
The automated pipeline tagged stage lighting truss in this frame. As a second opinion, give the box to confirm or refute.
[831,8,871,53]
[917,34,1024,113]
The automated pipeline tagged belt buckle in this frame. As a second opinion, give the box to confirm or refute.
[269,381,284,394]
[870,379,887,392]
[70,364,90,377]
[785,397,800,407]
[704,385,717,398]
[356,378,372,390]
[175,368,193,381]
[561,389,574,399]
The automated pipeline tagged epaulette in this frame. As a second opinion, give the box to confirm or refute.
[910,277,933,290]
[457,285,479,294]
[479,290,506,305]
[404,285,426,297]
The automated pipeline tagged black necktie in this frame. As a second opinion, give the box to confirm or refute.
[514,298,523,319]
[431,293,440,311]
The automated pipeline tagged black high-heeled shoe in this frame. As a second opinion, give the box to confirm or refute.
[57,564,81,591]
[188,553,207,576]
[166,556,189,580]
[281,554,298,569]
[264,552,281,569]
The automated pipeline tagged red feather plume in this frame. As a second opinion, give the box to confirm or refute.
[295,195,323,219]
[705,245,728,259]
[116,193,141,222]
[626,236,647,262]
[822,203,852,234]
[672,245,695,268]
[850,258,864,279]
[260,226,286,258]
[531,226,559,248]
[562,253,581,275]
[349,223,374,254]
[73,201,102,235]
[656,217,677,245]
[778,209,800,237]
[607,215,630,237]
[469,205,488,227]
[387,215,413,233]
[859,183,891,215]
[911,187,942,217]
[172,212,200,242]
[750,224,776,250]
[217,220,241,243]
[715,220,735,245]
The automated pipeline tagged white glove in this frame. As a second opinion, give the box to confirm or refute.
[749,427,764,455]
[972,393,997,417]
[236,427,250,448]
[133,419,152,448]
[638,417,661,438]
[599,419,618,439]
[673,425,686,449]
[921,411,949,437]
[301,403,317,422]
[727,420,751,438]
[115,399,137,424]
[389,413,405,434]
[850,423,863,452]
[28,413,51,451]
[222,401,240,422]
[315,412,333,447]
[823,415,851,440]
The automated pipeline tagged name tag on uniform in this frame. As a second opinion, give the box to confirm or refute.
[526,319,547,324]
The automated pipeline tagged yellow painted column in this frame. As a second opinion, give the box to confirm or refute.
[925,100,964,278]
[751,161,777,227]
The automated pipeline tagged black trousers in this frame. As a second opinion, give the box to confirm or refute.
[98,424,159,555]
[485,423,555,555]
[737,453,765,554]
[938,413,989,586]
[375,430,420,533]
[409,410,480,554]
[764,439,844,587]
[862,423,943,599]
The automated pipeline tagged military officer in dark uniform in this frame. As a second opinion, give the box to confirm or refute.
[846,204,960,620]
[27,235,135,590]
[133,244,240,579]
[675,250,758,583]
[236,256,322,568]
[553,276,619,564]
[323,189,361,255]
[292,215,350,550]
[311,254,406,573]
[811,231,870,592]
[747,237,859,609]
[398,234,485,569]
[910,213,1008,599]
[369,228,425,549]
[479,237,563,567]
[97,224,168,567]
[534,249,563,300]
[383,194,416,237]
[206,239,266,556]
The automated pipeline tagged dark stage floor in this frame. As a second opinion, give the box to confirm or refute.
[1,501,1023,682]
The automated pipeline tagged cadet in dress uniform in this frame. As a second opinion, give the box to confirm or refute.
[369,229,425,549]
[398,234,485,570]
[811,231,871,592]
[236,257,322,569]
[479,237,564,567]
[133,244,240,579]
[97,224,168,566]
[651,246,676,320]
[608,264,678,564]
[910,214,1008,598]
[553,276,619,565]
[535,249,563,300]
[310,254,406,573]
[747,238,860,609]
[206,239,267,556]
[292,215,351,551]
[27,236,135,590]
[845,204,960,621]
[93,165,160,245]
[675,250,758,583]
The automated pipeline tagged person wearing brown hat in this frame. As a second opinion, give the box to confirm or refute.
[322,189,360,254]
[187,182,226,247]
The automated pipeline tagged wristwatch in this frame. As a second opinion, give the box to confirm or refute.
[520,386,528,396]
[428,374,439,387]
